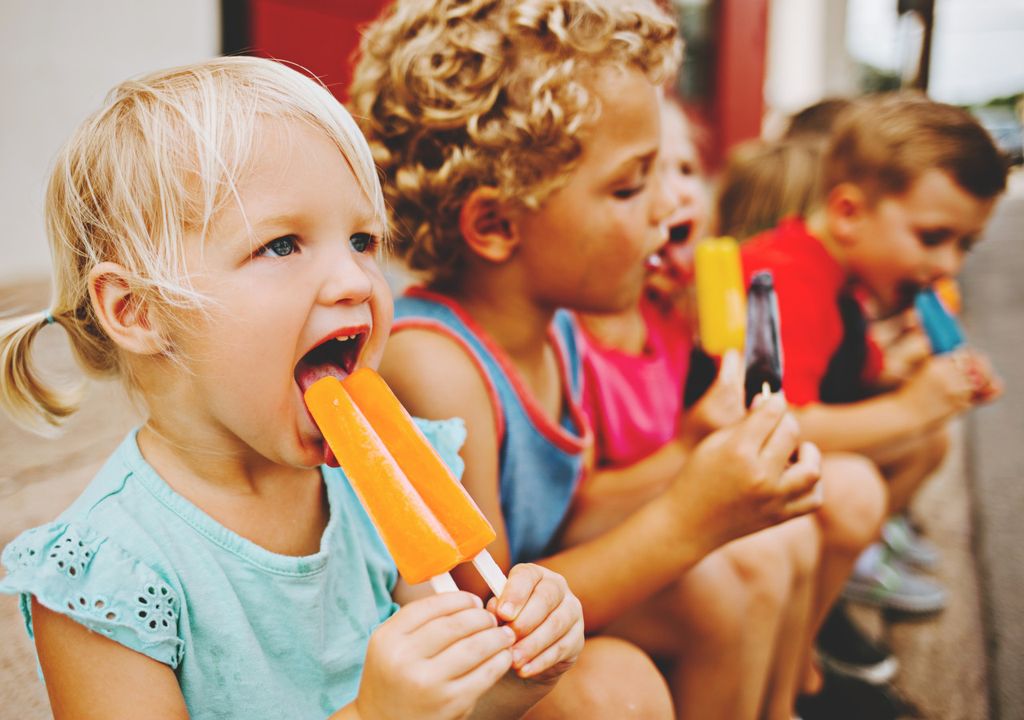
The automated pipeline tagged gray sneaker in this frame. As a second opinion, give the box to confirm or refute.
[843,543,947,614]
[882,514,940,570]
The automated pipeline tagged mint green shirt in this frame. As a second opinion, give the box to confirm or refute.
[0,420,466,719]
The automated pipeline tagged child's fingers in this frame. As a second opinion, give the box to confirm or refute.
[757,411,802,477]
[388,591,483,635]
[507,590,577,662]
[717,349,744,387]
[735,393,788,449]
[413,606,501,659]
[895,330,932,367]
[509,596,583,674]
[503,572,574,641]
[494,563,544,623]
[447,643,515,701]
[516,617,585,678]
[776,442,822,501]
[779,482,826,520]
[433,624,516,678]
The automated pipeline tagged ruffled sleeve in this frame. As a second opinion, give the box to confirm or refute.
[414,416,467,480]
[0,522,185,668]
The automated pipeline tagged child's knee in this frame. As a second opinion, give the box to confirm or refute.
[722,533,798,611]
[668,551,753,641]
[536,636,672,719]
[816,452,888,553]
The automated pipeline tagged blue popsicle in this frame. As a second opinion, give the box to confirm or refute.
[915,288,965,354]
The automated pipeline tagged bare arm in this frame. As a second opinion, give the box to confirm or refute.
[381,330,821,630]
[32,598,190,720]
[794,350,993,456]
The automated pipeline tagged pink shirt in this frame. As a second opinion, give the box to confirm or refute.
[578,297,692,469]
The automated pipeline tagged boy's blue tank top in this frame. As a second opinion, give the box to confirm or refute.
[394,289,591,565]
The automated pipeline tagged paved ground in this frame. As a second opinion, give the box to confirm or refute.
[960,170,1024,719]
[0,172,1021,716]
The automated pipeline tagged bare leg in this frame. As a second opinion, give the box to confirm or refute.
[605,528,809,720]
[873,426,950,515]
[523,636,673,719]
[758,517,821,720]
[810,453,889,632]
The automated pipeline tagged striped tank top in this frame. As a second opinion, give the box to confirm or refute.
[393,288,591,565]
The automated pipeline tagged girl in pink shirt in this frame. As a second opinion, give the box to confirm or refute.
[568,97,889,718]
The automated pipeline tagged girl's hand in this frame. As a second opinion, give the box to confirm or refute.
[487,564,584,684]
[679,350,746,447]
[355,592,515,720]
[671,393,823,549]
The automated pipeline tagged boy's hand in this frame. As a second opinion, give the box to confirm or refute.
[898,349,998,426]
[671,394,823,549]
[875,325,932,388]
[962,350,1004,403]
[679,350,746,446]
[355,592,515,720]
[487,564,584,684]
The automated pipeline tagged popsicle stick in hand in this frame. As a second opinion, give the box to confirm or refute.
[428,550,508,597]
[429,573,460,594]
[471,549,507,597]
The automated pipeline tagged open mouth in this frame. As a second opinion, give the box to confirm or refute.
[294,329,368,395]
[668,221,693,245]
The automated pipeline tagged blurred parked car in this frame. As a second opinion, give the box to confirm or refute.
[971,105,1024,166]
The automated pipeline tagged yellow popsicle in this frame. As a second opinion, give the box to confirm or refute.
[694,237,747,356]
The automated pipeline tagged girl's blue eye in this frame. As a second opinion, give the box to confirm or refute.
[350,233,378,253]
[258,235,298,257]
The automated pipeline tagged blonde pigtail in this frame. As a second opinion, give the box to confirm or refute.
[0,310,83,435]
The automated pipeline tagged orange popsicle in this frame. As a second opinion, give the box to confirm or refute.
[304,372,503,593]
[694,237,746,356]
[343,368,496,560]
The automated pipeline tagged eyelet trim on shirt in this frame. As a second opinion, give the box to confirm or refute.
[43,527,98,579]
[134,583,179,632]
[1,522,187,669]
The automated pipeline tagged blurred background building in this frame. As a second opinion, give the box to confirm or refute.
[4,0,1023,287]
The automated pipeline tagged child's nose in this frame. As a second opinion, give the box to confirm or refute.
[650,174,676,226]
[930,243,964,280]
[320,248,374,306]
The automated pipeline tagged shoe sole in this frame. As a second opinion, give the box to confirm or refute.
[820,653,900,685]
[841,585,947,614]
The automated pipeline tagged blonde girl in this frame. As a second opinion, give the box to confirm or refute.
[0,57,583,720]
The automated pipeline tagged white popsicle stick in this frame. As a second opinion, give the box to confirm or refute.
[471,549,507,598]
[429,572,459,594]
[427,551,508,597]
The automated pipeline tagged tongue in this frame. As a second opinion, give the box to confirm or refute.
[324,443,338,468]
[295,361,349,393]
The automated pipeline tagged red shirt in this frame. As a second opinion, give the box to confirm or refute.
[741,218,847,406]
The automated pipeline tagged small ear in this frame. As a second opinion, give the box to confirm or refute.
[88,262,166,355]
[459,187,520,263]
[825,182,868,247]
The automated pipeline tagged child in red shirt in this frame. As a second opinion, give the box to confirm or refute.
[741,93,1006,615]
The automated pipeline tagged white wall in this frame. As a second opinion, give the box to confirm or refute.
[763,0,857,138]
[0,0,219,285]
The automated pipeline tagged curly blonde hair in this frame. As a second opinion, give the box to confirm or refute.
[349,0,681,289]
[0,57,383,433]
